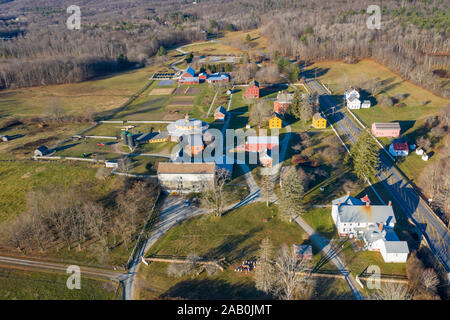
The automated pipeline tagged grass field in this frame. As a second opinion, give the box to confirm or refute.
[0,67,157,119]
[135,202,353,299]
[0,269,121,300]
[0,160,121,222]
[218,29,270,54]
[182,41,244,55]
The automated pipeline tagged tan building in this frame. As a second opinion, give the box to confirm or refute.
[157,162,216,193]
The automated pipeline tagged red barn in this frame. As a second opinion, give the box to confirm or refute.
[181,66,195,78]
[243,80,260,99]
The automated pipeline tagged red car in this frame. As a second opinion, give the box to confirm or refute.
[97,142,106,146]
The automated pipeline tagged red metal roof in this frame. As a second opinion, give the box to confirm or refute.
[393,142,408,151]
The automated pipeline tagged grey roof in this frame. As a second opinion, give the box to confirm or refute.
[337,204,396,224]
[384,241,409,254]
[36,146,48,152]
[363,225,384,244]
[372,122,400,130]
[332,194,365,206]
[247,136,279,145]
[149,131,169,140]
[276,91,293,103]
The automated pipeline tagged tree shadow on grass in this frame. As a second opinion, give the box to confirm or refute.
[203,227,263,263]
[161,278,273,300]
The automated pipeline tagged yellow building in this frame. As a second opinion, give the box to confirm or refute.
[312,113,327,129]
[269,113,283,129]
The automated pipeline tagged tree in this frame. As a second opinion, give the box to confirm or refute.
[371,283,412,300]
[249,99,272,127]
[157,46,167,56]
[279,167,305,222]
[245,34,252,42]
[272,244,315,300]
[288,63,300,83]
[300,94,314,123]
[350,131,380,180]
[226,23,235,31]
[254,237,275,294]
[202,168,230,216]
[420,268,439,293]
[260,173,272,207]
[289,89,302,120]
[185,52,193,63]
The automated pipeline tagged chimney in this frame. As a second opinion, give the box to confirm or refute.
[365,201,370,208]
[346,191,351,196]
[338,200,341,206]
[379,223,384,231]
[388,201,392,206]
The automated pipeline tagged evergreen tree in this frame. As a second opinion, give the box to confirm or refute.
[279,167,305,222]
[185,52,193,63]
[246,34,252,42]
[255,237,275,294]
[288,63,300,83]
[289,89,302,120]
[350,131,380,180]
[157,46,167,56]
[300,94,313,123]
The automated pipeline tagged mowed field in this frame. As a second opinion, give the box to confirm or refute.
[181,41,244,55]
[0,67,157,119]
[217,29,270,53]
[135,202,353,300]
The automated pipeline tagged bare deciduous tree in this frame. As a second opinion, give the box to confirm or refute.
[202,168,231,216]
[371,283,412,300]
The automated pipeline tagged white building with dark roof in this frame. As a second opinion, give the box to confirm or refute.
[331,193,409,263]
[344,89,361,109]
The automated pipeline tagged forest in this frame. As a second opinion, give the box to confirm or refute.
[0,0,448,98]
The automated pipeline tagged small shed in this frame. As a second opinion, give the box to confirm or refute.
[361,100,371,108]
[422,153,429,161]
[293,244,313,260]
[105,160,119,168]
[1,135,9,142]
[34,146,50,157]
[214,106,227,121]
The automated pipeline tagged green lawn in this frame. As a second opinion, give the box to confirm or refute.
[136,202,336,299]
[0,269,121,300]
[302,208,338,239]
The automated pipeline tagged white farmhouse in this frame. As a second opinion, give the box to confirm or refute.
[344,89,361,109]
[331,193,409,263]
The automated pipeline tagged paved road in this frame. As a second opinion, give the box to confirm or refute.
[0,255,125,281]
[293,216,364,300]
[123,196,209,300]
[307,79,450,273]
